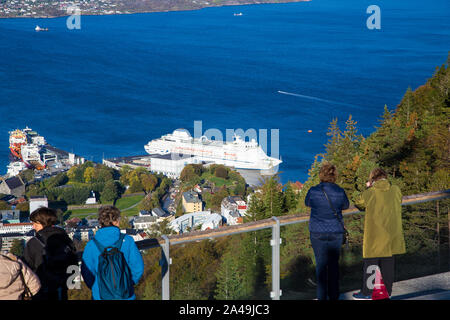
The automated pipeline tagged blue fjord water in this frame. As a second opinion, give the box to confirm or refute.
[0,0,449,183]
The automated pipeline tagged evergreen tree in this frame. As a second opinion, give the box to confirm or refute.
[234,233,265,299]
[324,118,342,159]
[214,250,244,300]
[296,155,322,214]
[283,182,298,212]
[261,176,284,218]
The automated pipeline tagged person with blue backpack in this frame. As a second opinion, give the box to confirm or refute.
[81,205,144,300]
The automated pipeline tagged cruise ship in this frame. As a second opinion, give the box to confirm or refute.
[144,129,282,173]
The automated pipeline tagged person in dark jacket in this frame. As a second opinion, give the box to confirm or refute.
[305,162,349,300]
[22,207,78,300]
[81,205,144,300]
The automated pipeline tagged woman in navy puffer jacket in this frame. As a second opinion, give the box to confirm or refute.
[305,163,349,300]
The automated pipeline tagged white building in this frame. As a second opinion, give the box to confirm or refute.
[221,196,247,225]
[29,196,48,214]
[200,213,223,231]
[6,161,27,177]
[121,229,146,242]
[133,216,158,230]
[169,210,217,233]
[149,153,197,179]
[0,222,33,235]
[68,153,85,166]
[138,210,152,217]
[71,226,96,242]
[85,191,97,204]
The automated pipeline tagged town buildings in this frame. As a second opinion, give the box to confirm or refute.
[0,221,34,253]
[132,215,158,230]
[169,210,222,233]
[221,196,247,225]
[0,210,21,223]
[85,191,97,204]
[0,222,33,235]
[149,153,196,179]
[29,196,49,214]
[0,176,25,198]
[182,190,203,213]
[0,233,33,254]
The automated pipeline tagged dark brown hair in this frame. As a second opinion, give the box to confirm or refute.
[369,168,388,183]
[319,162,338,183]
[30,207,58,228]
[98,205,121,227]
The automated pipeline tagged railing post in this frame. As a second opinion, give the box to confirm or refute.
[160,235,170,300]
[270,216,282,300]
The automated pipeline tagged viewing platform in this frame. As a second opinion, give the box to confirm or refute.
[133,189,450,300]
[340,271,450,300]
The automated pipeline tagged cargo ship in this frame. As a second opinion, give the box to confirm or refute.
[8,127,46,171]
[9,129,27,160]
[144,129,282,173]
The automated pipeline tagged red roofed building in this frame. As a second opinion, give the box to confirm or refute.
[291,181,304,194]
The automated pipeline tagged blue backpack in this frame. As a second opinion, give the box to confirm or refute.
[93,233,134,300]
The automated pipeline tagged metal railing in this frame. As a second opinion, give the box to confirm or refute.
[135,189,450,300]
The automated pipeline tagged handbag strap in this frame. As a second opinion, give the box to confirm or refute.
[18,262,33,299]
[320,184,348,234]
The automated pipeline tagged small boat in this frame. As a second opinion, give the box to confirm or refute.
[35,25,49,32]
[233,13,243,16]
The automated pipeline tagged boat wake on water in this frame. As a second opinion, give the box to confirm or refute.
[277,90,362,109]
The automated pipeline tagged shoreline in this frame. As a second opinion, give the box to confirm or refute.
[0,0,310,20]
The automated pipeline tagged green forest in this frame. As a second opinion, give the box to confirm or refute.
[69,55,449,300]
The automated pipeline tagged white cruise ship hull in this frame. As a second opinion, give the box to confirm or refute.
[144,129,282,172]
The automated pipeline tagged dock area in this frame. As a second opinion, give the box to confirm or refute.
[102,154,151,170]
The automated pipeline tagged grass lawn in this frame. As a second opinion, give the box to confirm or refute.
[201,172,234,187]
[65,194,145,219]
[115,195,145,210]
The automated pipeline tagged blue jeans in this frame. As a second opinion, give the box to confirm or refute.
[310,232,343,300]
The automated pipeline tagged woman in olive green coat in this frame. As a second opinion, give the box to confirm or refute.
[352,168,406,300]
